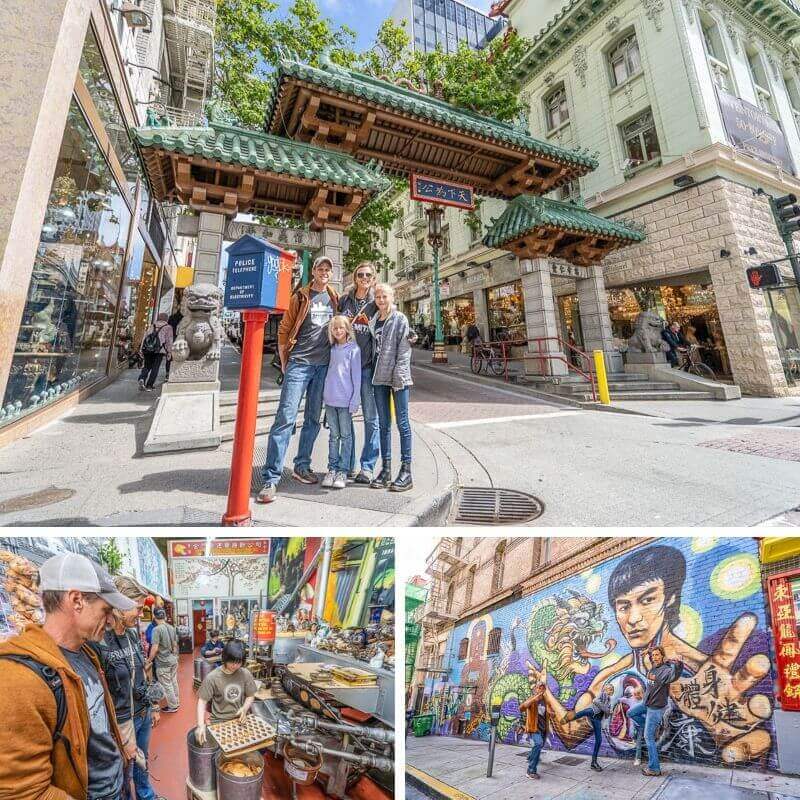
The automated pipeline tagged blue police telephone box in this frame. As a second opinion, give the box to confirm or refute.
[224,234,293,312]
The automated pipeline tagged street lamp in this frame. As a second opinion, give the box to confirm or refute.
[426,204,447,364]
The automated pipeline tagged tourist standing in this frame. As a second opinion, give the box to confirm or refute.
[520,682,548,780]
[369,283,414,492]
[338,262,380,483]
[258,256,339,504]
[138,314,172,391]
[563,682,614,771]
[146,608,180,713]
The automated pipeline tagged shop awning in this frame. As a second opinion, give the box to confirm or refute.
[133,121,388,227]
[264,56,597,198]
[761,536,800,564]
[482,194,645,266]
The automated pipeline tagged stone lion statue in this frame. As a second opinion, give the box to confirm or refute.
[172,283,223,366]
[627,309,664,353]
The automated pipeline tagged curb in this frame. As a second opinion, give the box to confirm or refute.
[401,421,457,526]
[406,765,476,800]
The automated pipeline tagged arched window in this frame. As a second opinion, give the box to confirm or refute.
[491,540,507,593]
[446,582,455,613]
[487,627,502,655]
[458,637,469,660]
[544,85,569,131]
[608,32,641,87]
[464,565,476,609]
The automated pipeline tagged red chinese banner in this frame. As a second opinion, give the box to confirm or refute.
[768,573,800,711]
[170,539,271,558]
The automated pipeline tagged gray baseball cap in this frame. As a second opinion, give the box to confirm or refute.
[39,552,137,611]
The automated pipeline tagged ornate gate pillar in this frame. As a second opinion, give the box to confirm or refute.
[313,228,349,294]
[575,264,623,373]
[520,258,568,377]
[194,211,226,286]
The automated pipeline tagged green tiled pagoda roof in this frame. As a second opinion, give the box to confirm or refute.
[133,122,389,191]
[265,58,598,171]
[483,194,646,247]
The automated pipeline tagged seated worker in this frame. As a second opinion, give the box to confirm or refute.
[201,630,224,660]
[195,640,257,745]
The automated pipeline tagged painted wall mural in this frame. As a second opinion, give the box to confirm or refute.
[427,538,776,769]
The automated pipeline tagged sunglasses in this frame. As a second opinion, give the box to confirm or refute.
[356,272,373,279]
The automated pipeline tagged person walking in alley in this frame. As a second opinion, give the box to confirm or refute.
[520,681,548,780]
[629,646,683,776]
[257,256,339,504]
[563,682,614,771]
[369,283,414,492]
[138,314,173,391]
[0,552,134,800]
[338,261,380,484]
[146,608,180,713]
[321,315,361,490]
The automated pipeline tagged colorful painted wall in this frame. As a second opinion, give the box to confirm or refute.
[427,538,777,769]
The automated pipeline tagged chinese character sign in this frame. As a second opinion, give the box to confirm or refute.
[411,174,475,210]
[768,574,800,710]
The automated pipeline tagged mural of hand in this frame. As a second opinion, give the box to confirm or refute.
[669,613,772,764]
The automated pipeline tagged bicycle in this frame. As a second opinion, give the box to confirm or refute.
[470,341,506,376]
[676,344,716,380]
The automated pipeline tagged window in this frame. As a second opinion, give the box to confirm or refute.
[785,71,800,130]
[458,638,469,660]
[621,110,661,169]
[491,540,506,592]
[464,566,476,608]
[487,628,502,655]
[608,32,641,87]
[470,218,481,244]
[747,49,775,116]
[416,238,426,263]
[544,85,569,131]
[397,249,405,272]
[556,179,580,202]
[442,224,451,257]
[446,583,455,613]
[700,16,731,91]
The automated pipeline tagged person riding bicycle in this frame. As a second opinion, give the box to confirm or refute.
[661,321,686,367]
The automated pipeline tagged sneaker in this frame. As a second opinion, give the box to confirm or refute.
[321,471,336,488]
[292,467,318,485]
[145,386,153,392]
[256,485,277,504]
[162,706,180,713]
[138,378,145,391]
[590,761,603,772]
[642,768,661,777]
[354,471,372,485]
[332,472,347,489]
[633,757,641,767]
[526,772,540,780]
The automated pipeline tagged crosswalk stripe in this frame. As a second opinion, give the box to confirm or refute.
[426,411,581,429]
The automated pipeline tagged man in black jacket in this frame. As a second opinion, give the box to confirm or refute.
[661,322,686,367]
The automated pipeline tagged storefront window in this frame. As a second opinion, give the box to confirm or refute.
[765,286,800,386]
[407,298,432,331]
[486,280,526,343]
[1,100,131,426]
[115,232,159,366]
[440,294,475,345]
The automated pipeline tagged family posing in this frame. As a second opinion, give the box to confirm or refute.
[256,258,414,504]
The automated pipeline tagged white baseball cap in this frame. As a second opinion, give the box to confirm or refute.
[39,553,137,611]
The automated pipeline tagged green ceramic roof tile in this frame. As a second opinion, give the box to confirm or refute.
[265,59,598,171]
[483,194,646,247]
[133,122,389,192]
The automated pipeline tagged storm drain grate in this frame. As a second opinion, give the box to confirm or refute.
[553,756,586,766]
[452,487,544,525]
[0,487,76,514]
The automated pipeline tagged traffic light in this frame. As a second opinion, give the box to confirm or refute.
[770,193,800,237]
[746,263,782,289]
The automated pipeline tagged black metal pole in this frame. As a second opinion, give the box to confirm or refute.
[487,725,497,777]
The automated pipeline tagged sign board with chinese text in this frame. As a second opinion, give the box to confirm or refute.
[170,539,271,558]
[224,234,294,312]
[411,174,475,210]
[768,572,800,711]
[225,221,321,251]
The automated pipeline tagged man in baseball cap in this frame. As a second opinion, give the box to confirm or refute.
[0,552,130,800]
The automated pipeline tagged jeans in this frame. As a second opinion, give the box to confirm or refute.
[574,708,603,761]
[156,660,179,709]
[132,708,157,800]
[349,366,380,474]
[629,703,664,772]
[373,385,412,465]
[138,354,163,388]
[527,732,544,774]
[326,406,354,472]
[261,360,327,486]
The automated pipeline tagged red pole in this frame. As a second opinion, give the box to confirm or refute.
[222,309,269,526]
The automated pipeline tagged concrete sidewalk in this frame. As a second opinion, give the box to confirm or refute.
[406,735,800,800]
[0,347,455,526]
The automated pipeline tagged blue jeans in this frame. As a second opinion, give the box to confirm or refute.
[574,708,603,761]
[527,731,544,774]
[373,385,412,465]
[629,703,664,772]
[326,405,354,472]
[132,708,157,800]
[349,366,380,474]
[261,360,327,486]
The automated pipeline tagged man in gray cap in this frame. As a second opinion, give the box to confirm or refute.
[146,607,180,713]
[0,551,137,800]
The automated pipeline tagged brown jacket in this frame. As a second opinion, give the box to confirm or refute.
[0,625,125,800]
[277,284,339,366]
[520,691,547,735]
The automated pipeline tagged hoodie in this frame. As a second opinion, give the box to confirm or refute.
[0,624,124,800]
[323,341,362,412]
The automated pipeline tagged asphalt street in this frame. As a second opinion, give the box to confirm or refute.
[408,364,800,527]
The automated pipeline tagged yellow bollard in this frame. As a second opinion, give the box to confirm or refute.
[593,350,611,405]
[390,391,396,422]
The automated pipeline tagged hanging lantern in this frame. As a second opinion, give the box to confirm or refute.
[144,595,155,607]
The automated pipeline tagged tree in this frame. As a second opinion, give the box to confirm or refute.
[176,557,268,596]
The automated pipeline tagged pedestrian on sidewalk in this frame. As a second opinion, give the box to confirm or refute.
[369,283,414,492]
[91,576,166,800]
[164,305,183,380]
[146,608,180,713]
[322,315,361,490]
[338,261,380,484]
[520,682,548,780]
[563,682,614,771]
[661,321,686,368]
[257,256,339,504]
[138,314,173,391]
[0,552,134,800]
[629,646,683,776]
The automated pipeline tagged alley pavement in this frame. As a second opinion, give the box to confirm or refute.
[406,734,800,800]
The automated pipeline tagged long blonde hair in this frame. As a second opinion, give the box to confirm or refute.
[328,314,356,344]
[374,283,396,314]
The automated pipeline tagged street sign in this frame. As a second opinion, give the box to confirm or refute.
[410,174,475,210]
[224,234,294,312]
[747,263,782,289]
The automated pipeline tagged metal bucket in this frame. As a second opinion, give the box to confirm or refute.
[193,658,204,682]
[187,728,220,792]
[215,751,264,800]
[282,743,322,786]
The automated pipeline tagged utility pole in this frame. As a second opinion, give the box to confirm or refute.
[426,204,447,364]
